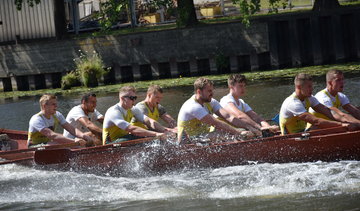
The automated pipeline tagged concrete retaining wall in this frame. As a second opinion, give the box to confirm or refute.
[1,7,360,91]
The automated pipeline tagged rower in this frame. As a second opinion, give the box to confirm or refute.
[63,93,104,146]
[27,94,94,148]
[279,73,358,135]
[219,74,279,134]
[177,77,262,144]
[308,70,360,129]
[132,85,177,129]
[102,86,175,145]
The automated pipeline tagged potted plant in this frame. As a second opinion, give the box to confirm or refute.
[200,2,221,18]
[74,50,107,88]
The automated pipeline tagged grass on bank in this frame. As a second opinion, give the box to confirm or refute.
[1,62,360,99]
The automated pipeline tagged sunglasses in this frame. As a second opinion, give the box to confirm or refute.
[123,95,137,101]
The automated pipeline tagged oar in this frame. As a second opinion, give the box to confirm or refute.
[0,157,33,165]
[271,114,280,125]
[34,137,156,165]
[0,141,80,156]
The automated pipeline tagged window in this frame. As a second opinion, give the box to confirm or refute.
[84,2,93,17]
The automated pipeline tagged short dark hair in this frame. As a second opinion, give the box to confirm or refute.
[326,69,343,82]
[39,94,56,110]
[294,73,312,86]
[81,93,96,103]
[147,85,163,95]
[119,86,136,97]
[194,77,213,92]
[228,74,247,87]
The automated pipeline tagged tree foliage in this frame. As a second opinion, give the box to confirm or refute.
[97,0,128,31]
[231,0,340,26]
[14,0,341,29]
[15,0,41,10]
[140,0,175,13]
[232,0,287,26]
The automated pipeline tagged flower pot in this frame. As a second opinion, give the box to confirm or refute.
[143,13,161,23]
[200,6,221,18]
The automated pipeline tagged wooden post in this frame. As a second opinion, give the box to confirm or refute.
[220,0,225,15]
[129,0,137,27]
[71,0,80,34]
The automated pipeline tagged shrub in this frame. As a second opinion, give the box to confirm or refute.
[75,50,107,88]
[215,51,230,73]
[61,71,81,90]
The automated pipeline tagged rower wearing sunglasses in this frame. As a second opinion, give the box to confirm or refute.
[102,86,174,144]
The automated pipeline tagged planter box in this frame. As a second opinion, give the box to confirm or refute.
[200,6,221,17]
[143,13,161,23]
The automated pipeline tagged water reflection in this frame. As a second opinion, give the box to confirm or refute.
[0,77,359,131]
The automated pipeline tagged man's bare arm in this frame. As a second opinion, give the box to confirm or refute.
[160,113,177,128]
[125,124,163,138]
[62,122,94,144]
[144,117,177,133]
[246,110,271,127]
[40,128,78,144]
[201,114,245,135]
[223,103,261,129]
[343,104,360,120]
[298,112,344,129]
[216,108,261,136]
[78,117,102,137]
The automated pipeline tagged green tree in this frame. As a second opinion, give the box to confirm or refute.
[15,0,343,29]
[231,0,341,25]
[14,0,41,10]
[176,0,341,27]
[97,0,128,31]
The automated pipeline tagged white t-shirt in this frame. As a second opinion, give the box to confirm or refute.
[63,105,104,139]
[178,95,222,122]
[28,111,67,134]
[219,93,252,113]
[309,89,350,113]
[103,103,147,130]
[280,93,320,119]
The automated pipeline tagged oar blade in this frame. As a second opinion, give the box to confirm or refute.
[271,114,280,125]
[34,149,72,165]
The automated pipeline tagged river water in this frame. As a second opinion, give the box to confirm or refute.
[0,76,360,210]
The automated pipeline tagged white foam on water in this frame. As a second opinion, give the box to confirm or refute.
[0,160,359,203]
[208,161,360,199]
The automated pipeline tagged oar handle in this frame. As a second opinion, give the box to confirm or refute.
[0,142,80,156]
[70,137,155,153]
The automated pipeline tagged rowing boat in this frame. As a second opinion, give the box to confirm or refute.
[1,127,360,175]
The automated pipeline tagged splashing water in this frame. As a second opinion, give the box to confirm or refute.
[1,160,359,210]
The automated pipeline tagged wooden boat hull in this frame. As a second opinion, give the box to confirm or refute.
[1,127,360,175]
[51,127,360,175]
[0,128,28,150]
[0,128,33,165]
